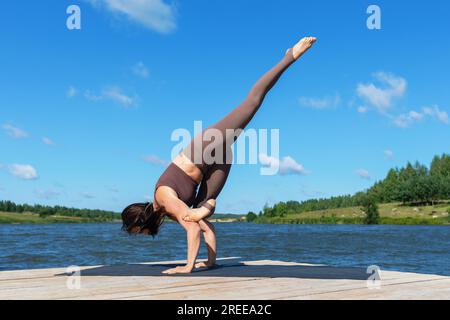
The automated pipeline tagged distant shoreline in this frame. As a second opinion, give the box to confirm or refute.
[2,202,449,225]
[0,212,245,225]
[250,202,450,226]
[0,212,119,224]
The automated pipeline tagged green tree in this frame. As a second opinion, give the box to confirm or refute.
[246,212,258,222]
[430,154,450,177]
[383,168,401,202]
[361,195,380,225]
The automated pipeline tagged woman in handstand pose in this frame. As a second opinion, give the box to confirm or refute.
[122,36,317,274]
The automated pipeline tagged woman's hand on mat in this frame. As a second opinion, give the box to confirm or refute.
[162,265,193,275]
[291,36,317,60]
[183,199,216,222]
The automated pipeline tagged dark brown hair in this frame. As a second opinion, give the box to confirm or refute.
[121,202,164,237]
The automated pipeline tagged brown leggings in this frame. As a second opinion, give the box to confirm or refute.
[184,49,296,209]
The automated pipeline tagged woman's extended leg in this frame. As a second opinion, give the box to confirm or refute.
[183,37,317,172]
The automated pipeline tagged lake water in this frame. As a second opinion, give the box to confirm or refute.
[1,223,449,276]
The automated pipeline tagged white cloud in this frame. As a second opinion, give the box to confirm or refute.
[142,155,168,166]
[422,105,449,124]
[259,153,308,176]
[132,62,149,78]
[408,111,423,121]
[2,124,29,139]
[384,150,394,160]
[393,110,424,128]
[356,169,371,180]
[393,112,420,128]
[279,156,308,175]
[8,164,39,180]
[393,106,449,128]
[87,0,177,34]
[356,72,446,129]
[67,86,77,98]
[84,87,136,107]
[357,72,407,113]
[299,94,340,109]
[42,137,55,146]
[103,87,136,107]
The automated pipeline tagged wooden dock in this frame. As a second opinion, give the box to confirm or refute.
[1,258,449,300]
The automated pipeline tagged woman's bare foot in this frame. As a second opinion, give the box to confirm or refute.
[162,265,193,274]
[195,261,216,269]
[291,36,317,60]
[183,199,216,222]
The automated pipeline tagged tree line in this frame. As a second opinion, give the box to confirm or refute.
[0,200,120,220]
[367,154,450,204]
[250,154,450,221]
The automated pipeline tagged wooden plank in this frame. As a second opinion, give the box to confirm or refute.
[1,259,449,300]
[111,274,448,300]
[1,277,260,300]
[282,278,450,300]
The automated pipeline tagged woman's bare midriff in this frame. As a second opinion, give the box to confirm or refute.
[172,152,204,184]
[153,153,203,212]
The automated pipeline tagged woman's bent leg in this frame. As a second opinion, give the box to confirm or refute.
[193,162,232,210]
[196,219,217,268]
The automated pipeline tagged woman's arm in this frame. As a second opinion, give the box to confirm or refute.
[165,219,217,273]
[155,186,190,220]
[156,186,215,222]
[157,187,203,274]
[162,218,201,274]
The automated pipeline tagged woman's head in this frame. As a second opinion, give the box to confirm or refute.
[121,202,164,236]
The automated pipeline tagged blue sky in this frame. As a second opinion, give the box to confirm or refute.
[0,0,449,213]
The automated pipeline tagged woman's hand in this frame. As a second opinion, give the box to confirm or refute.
[161,220,201,275]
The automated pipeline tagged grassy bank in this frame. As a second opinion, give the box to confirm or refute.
[253,202,450,225]
[0,211,245,224]
[4,204,448,225]
[0,212,121,224]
